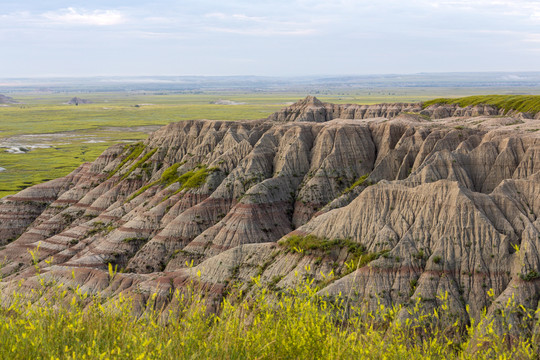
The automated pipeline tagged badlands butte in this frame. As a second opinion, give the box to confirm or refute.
[0,96,539,324]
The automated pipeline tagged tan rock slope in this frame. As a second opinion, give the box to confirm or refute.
[0,94,17,104]
[1,96,539,325]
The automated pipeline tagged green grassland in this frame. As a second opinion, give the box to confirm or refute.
[2,89,540,197]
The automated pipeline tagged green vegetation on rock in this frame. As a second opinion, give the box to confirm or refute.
[128,164,217,201]
[160,162,183,186]
[423,95,540,115]
[173,165,218,193]
[177,167,208,190]
[281,234,389,274]
[343,174,372,194]
[282,234,365,255]
[127,180,160,201]
[120,148,157,180]
[107,142,145,179]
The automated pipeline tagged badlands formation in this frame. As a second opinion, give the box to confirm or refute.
[0,96,539,324]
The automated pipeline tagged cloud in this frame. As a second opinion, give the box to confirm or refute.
[523,34,540,43]
[202,12,318,36]
[426,0,540,19]
[205,13,267,22]
[204,27,316,36]
[1,1,540,76]
[121,30,187,40]
[42,8,126,26]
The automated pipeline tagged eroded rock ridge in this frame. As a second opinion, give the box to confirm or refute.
[1,97,539,326]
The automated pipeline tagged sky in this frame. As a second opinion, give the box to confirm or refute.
[1,0,540,77]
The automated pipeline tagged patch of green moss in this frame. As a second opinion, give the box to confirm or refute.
[86,221,115,237]
[121,148,158,180]
[129,164,217,202]
[281,234,363,255]
[182,167,210,189]
[520,270,540,281]
[343,174,372,194]
[122,237,147,243]
[160,163,182,186]
[172,165,218,194]
[107,143,146,179]
[127,180,159,201]
[281,234,390,275]
[350,249,390,271]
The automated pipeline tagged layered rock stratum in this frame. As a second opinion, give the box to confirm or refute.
[1,96,539,326]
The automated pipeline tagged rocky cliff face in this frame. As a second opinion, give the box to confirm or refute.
[1,97,539,325]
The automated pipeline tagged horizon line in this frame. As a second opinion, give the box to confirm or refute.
[2,70,540,80]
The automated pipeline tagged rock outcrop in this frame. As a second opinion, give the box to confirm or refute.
[0,94,17,104]
[1,97,539,327]
[67,97,92,105]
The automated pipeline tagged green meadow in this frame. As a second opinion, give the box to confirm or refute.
[2,88,540,197]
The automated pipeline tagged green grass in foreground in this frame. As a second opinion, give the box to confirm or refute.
[423,95,540,115]
[1,274,538,359]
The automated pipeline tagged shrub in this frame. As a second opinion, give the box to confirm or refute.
[281,234,389,275]
[520,270,540,281]
[343,174,372,194]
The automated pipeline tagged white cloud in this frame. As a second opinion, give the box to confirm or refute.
[426,0,540,18]
[230,14,267,22]
[2,1,540,76]
[121,30,187,40]
[42,8,126,26]
[523,33,540,42]
[205,13,230,20]
[202,12,318,36]
[205,27,316,36]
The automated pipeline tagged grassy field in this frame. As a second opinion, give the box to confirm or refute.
[0,274,537,359]
[2,88,540,197]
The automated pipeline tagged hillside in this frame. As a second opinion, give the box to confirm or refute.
[0,94,17,104]
[424,95,540,117]
[0,96,539,330]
